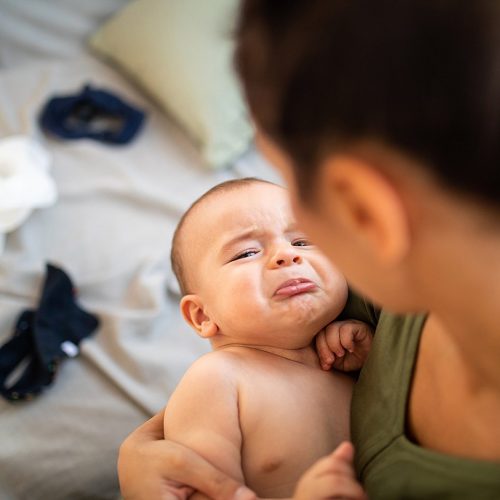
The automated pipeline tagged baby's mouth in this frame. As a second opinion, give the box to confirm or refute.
[274,278,317,297]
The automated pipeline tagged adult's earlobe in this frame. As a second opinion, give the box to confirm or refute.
[324,155,411,265]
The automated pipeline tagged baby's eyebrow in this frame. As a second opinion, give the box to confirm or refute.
[218,221,301,256]
[218,228,262,256]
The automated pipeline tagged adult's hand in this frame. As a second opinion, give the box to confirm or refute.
[118,409,257,500]
[293,442,368,500]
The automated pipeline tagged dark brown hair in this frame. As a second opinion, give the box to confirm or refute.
[235,0,500,205]
[171,177,278,295]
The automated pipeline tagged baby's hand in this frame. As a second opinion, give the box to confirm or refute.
[293,442,367,500]
[316,320,373,372]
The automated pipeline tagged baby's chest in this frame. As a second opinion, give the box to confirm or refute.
[238,371,352,497]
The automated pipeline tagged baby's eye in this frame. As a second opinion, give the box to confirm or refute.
[292,238,311,247]
[232,249,259,261]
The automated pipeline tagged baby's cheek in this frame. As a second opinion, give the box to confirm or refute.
[213,273,257,308]
[232,275,268,309]
[223,285,269,334]
[229,266,259,290]
[319,269,348,306]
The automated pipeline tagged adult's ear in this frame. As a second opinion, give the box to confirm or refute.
[180,295,219,339]
[322,154,411,264]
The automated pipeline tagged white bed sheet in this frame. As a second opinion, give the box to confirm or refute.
[0,3,281,498]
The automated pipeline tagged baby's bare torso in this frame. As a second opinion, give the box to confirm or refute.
[225,346,353,498]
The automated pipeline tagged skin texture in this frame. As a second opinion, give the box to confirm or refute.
[163,183,367,499]
[178,182,349,350]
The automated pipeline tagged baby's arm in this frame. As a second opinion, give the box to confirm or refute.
[316,320,374,372]
[163,352,245,499]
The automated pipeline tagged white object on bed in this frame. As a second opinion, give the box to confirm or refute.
[0,136,56,250]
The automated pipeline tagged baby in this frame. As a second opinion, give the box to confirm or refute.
[165,178,372,499]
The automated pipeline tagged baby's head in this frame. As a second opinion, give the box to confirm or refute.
[171,178,348,350]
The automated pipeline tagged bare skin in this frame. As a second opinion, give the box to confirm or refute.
[408,316,500,461]
[162,182,369,499]
[164,345,353,498]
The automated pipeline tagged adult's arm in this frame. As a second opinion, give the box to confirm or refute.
[117,408,256,500]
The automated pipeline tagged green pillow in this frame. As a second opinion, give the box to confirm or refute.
[90,0,253,168]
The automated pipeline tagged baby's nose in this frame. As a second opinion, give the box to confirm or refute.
[272,246,303,267]
[276,254,301,266]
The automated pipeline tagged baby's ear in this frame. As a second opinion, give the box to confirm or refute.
[180,294,218,339]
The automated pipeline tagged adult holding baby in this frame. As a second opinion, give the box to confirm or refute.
[118,1,500,498]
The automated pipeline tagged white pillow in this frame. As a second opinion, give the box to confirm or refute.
[89,0,253,169]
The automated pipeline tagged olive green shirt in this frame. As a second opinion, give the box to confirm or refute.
[343,293,500,499]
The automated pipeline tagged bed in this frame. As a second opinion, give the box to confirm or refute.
[0,1,279,498]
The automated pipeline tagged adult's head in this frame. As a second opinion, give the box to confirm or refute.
[235,0,500,313]
[171,178,347,349]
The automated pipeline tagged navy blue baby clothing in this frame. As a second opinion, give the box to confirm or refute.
[39,84,146,145]
[0,264,99,401]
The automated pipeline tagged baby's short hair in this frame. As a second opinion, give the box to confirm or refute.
[171,177,279,295]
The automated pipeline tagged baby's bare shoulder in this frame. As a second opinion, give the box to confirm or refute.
[182,349,247,385]
[166,351,244,415]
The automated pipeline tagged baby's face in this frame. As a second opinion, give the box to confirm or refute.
[183,182,348,349]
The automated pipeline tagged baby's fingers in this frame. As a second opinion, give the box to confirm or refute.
[316,330,335,370]
[324,322,346,358]
[338,323,357,353]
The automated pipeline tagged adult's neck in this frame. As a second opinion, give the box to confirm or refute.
[412,191,500,391]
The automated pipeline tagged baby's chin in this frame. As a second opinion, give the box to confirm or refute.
[264,283,345,321]
[217,300,344,347]
[283,300,343,330]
